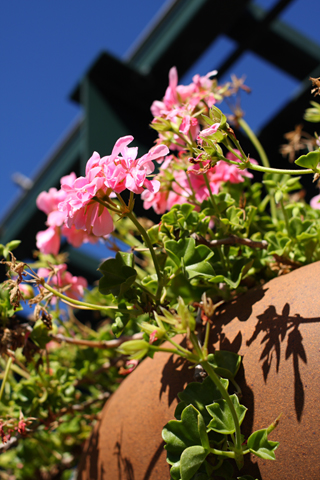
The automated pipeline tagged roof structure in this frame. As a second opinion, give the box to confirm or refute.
[1,0,319,282]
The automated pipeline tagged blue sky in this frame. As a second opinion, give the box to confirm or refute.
[1,0,320,231]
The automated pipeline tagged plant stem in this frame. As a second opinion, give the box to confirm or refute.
[164,335,194,356]
[209,448,236,459]
[238,118,278,222]
[238,118,270,168]
[94,196,121,214]
[203,172,219,215]
[203,322,211,357]
[201,359,242,453]
[126,211,163,301]
[202,172,226,268]
[135,281,157,301]
[0,356,13,403]
[280,198,290,234]
[225,158,314,176]
[40,281,139,315]
[149,344,199,363]
[50,332,143,349]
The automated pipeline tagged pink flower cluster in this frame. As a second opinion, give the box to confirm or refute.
[142,151,255,214]
[38,263,87,301]
[151,66,217,119]
[59,136,168,234]
[36,136,169,254]
[151,67,218,142]
[36,173,99,255]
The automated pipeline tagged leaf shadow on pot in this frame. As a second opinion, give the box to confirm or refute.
[245,302,320,422]
[159,336,196,406]
[77,416,107,480]
[212,283,320,423]
[141,440,167,480]
[113,427,135,480]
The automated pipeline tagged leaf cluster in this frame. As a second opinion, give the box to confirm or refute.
[163,352,279,480]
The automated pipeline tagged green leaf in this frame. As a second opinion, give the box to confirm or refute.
[6,240,21,251]
[215,259,253,289]
[147,224,160,244]
[177,376,229,426]
[0,283,22,317]
[161,207,179,226]
[213,459,234,479]
[111,303,130,337]
[180,203,195,218]
[285,176,301,187]
[304,101,320,123]
[186,260,216,280]
[262,179,277,188]
[117,339,150,360]
[295,150,320,169]
[266,232,290,256]
[141,273,158,290]
[245,205,257,230]
[207,395,247,435]
[226,206,243,226]
[202,192,235,215]
[99,252,137,297]
[207,351,241,380]
[169,461,181,480]
[180,446,208,480]
[247,429,279,460]
[165,238,214,280]
[274,190,283,204]
[163,404,202,454]
[198,409,210,450]
[30,319,52,348]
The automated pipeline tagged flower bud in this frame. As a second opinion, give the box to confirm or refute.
[117,340,150,360]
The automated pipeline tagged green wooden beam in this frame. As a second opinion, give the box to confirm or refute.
[222,2,320,81]
[0,122,84,246]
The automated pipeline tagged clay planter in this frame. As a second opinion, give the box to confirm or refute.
[78,261,320,480]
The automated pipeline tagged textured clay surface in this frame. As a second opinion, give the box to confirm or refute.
[78,261,320,480]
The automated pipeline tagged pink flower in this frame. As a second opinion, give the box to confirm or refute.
[141,188,169,215]
[151,67,218,120]
[0,423,8,444]
[65,201,114,237]
[310,194,320,209]
[187,152,256,200]
[61,224,98,248]
[59,154,114,238]
[225,150,257,181]
[197,123,220,144]
[38,264,87,301]
[119,359,139,376]
[36,188,66,217]
[36,227,60,255]
[180,115,198,135]
[19,284,34,299]
[103,137,169,195]
[17,412,27,436]
[58,138,169,238]
[36,173,89,253]
[149,330,159,344]
[151,67,179,117]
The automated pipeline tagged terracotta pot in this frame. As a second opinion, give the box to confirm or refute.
[77,261,320,480]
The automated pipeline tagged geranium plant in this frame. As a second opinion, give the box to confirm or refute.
[1,67,320,479]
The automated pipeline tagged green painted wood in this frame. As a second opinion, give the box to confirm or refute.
[80,76,132,170]
[0,123,84,245]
